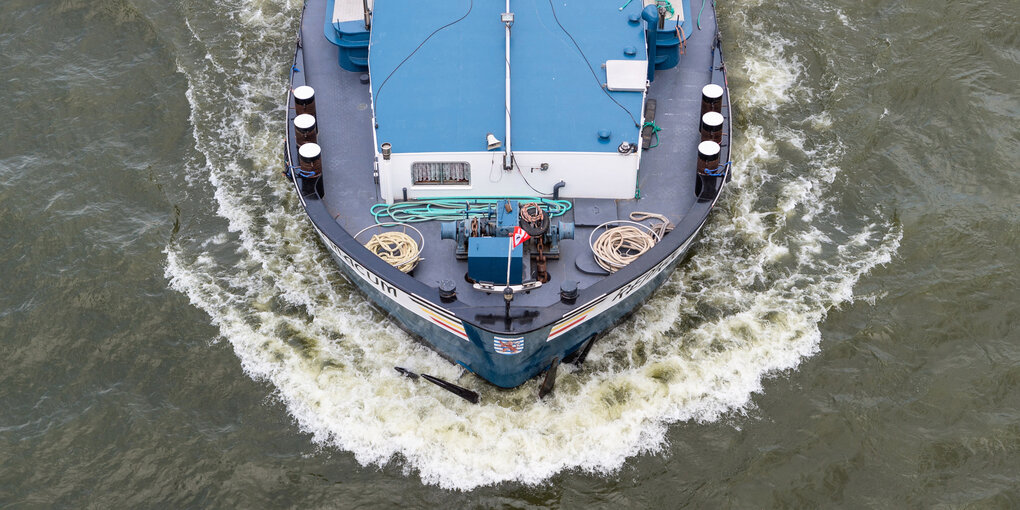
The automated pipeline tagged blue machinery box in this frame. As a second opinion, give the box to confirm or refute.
[468,237,523,285]
[495,200,519,237]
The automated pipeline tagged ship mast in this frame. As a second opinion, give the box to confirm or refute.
[502,3,514,170]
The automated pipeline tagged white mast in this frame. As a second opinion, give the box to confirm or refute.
[503,3,513,170]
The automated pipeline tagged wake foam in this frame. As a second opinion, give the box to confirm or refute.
[165,0,900,490]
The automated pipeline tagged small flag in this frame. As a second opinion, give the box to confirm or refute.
[493,336,525,355]
[511,226,530,248]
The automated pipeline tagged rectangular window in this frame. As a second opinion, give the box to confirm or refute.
[411,162,470,185]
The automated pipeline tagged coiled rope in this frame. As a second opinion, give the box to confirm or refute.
[520,202,544,223]
[590,221,659,273]
[354,223,423,273]
[371,197,572,224]
[590,213,673,273]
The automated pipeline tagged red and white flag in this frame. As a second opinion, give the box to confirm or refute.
[511,226,530,248]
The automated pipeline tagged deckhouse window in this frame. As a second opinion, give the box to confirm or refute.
[411,162,470,185]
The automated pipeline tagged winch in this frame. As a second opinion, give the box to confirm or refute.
[441,199,574,287]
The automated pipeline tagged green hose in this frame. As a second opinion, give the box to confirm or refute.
[371,197,573,224]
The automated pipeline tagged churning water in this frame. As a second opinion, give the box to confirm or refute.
[164,0,902,490]
[3,0,1016,505]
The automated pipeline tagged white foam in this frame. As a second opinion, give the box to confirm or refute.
[836,9,851,27]
[165,0,902,491]
[739,36,804,110]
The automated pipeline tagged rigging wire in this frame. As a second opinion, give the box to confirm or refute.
[373,0,474,111]
[512,157,553,196]
[546,0,640,127]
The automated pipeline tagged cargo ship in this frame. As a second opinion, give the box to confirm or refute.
[283,0,732,399]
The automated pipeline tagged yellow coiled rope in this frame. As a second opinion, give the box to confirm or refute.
[355,223,423,273]
[364,232,420,273]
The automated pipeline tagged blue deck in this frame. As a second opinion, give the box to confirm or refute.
[369,0,647,154]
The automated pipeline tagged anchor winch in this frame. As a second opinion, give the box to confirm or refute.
[441,199,574,289]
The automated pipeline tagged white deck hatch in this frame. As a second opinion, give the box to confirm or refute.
[605,60,648,92]
[333,0,373,23]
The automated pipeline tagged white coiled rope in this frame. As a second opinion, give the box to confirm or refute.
[589,213,673,273]
[627,211,673,238]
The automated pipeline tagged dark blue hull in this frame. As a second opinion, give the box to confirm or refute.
[313,218,704,388]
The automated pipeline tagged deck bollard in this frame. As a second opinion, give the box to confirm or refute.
[700,111,724,143]
[293,85,316,117]
[700,84,723,116]
[294,114,317,145]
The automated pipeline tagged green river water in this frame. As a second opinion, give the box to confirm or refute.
[1,0,1017,506]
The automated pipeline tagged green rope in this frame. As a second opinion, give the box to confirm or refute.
[370,197,573,224]
[660,0,675,17]
[642,120,662,149]
[697,0,706,30]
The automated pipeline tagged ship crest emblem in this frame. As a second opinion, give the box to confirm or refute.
[493,336,525,355]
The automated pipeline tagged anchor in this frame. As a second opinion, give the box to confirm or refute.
[394,367,480,404]
[538,357,560,399]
